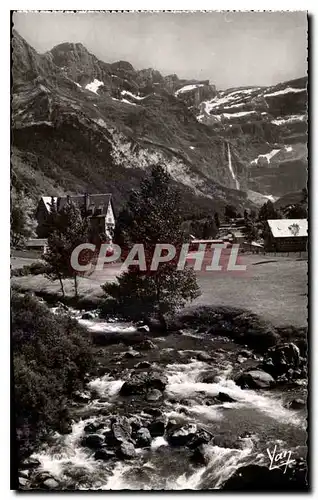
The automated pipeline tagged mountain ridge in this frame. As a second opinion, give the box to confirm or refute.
[11,30,308,215]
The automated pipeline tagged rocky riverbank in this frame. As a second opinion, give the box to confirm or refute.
[17,304,308,491]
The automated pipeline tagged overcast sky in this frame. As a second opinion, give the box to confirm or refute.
[13,11,307,89]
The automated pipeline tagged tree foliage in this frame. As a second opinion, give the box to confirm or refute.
[10,188,37,248]
[44,201,88,297]
[12,293,94,463]
[103,164,200,327]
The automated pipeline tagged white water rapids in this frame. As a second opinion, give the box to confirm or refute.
[28,314,306,490]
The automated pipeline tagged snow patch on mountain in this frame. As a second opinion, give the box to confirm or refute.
[175,84,205,96]
[121,90,147,101]
[85,79,104,94]
[271,114,307,126]
[264,87,306,98]
[251,149,281,165]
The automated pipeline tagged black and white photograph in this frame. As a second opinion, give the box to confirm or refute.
[10,10,308,491]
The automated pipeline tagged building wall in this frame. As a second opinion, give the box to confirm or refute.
[36,199,50,238]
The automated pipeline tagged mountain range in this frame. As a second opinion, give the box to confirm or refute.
[11,30,308,216]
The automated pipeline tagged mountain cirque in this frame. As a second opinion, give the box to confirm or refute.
[11,31,307,213]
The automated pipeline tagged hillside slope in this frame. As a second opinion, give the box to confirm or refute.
[11,31,307,214]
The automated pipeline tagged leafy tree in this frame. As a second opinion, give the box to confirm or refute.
[258,200,281,222]
[244,219,259,245]
[102,164,200,330]
[10,188,37,248]
[224,204,238,220]
[44,201,88,298]
[283,204,307,219]
[214,212,220,229]
[12,292,93,463]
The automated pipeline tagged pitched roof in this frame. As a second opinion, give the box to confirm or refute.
[41,197,58,212]
[267,219,308,238]
[41,194,112,215]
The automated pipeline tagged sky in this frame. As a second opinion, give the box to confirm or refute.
[13,11,307,89]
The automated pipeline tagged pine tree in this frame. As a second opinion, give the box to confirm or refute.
[102,164,200,329]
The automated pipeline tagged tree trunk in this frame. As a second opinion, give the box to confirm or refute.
[58,276,65,298]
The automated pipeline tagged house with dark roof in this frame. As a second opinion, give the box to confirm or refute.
[265,219,308,252]
[36,194,115,243]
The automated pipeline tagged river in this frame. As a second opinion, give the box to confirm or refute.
[24,308,307,490]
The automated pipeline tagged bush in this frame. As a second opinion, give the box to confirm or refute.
[11,261,51,277]
[178,305,279,352]
[12,292,94,463]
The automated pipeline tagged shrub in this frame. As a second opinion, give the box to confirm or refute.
[12,292,94,462]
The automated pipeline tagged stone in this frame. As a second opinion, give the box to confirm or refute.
[120,372,167,396]
[42,478,60,489]
[263,342,301,377]
[223,462,308,491]
[123,350,141,359]
[81,434,104,450]
[84,422,99,434]
[148,419,165,438]
[20,458,41,470]
[197,352,212,362]
[187,429,212,449]
[289,398,306,409]
[167,423,197,447]
[135,361,151,369]
[200,371,219,384]
[137,325,150,333]
[144,407,163,418]
[18,477,29,488]
[136,427,152,448]
[146,389,163,402]
[236,370,275,389]
[94,448,116,461]
[111,416,132,445]
[117,442,136,459]
[213,434,241,449]
[217,392,236,403]
[191,445,209,466]
[138,339,157,350]
[81,312,94,320]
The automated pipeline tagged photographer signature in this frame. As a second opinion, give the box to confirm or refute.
[267,445,296,473]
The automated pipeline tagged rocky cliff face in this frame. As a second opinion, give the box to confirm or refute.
[11,30,307,212]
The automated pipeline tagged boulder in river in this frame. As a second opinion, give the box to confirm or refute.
[94,448,116,461]
[120,371,167,396]
[288,398,306,409]
[217,392,236,403]
[117,442,137,459]
[135,361,151,369]
[81,434,104,450]
[20,458,41,470]
[197,352,212,362]
[235,369,275,389]
[123,350,141,359]
[81,312,94,320]
[167,423,197,447]
[135,427,152,448]
[110,416,133,445]
[148,418,165,437]
[42,478,60,490]
[138,339,157,350]
[222,461,308,491]
[191,445,210,466]
[146,388,163,402]
[262,342,301,377]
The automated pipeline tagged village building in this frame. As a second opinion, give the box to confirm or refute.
[36,194,115,244]
[265,219,308,252]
